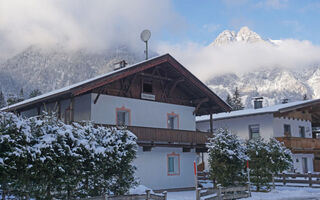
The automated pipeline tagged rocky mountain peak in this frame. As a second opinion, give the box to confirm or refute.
[212,26,264,46]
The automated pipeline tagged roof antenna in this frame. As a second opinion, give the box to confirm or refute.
[140,29,151,60]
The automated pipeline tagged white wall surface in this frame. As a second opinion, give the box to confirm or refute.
[292,154,314,173]
[134,147,197,190]
[197,114,274,140]
[273,117,312,138]
[91,94,196,130]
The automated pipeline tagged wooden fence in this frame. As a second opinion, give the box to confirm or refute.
[274,173,320,187]
[77,190,167,200]
[196,185,251,200]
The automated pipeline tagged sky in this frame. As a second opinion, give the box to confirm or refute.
[1,0,320,80]
[167,0,320,45]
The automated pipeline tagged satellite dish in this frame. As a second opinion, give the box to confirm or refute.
[140,29,151,42]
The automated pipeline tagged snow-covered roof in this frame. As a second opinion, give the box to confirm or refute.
[1,54,166,112]
[196,98,320,122]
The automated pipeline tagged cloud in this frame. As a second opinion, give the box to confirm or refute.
[157,39,320,81]
[0,0,183,57]
[255,0,288,9]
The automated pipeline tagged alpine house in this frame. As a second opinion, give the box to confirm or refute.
[1,54,230,190]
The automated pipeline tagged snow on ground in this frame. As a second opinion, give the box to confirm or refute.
[166,187,320,200]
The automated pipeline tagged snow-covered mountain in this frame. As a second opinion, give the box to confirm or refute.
[212,26,264,46]
[1,26,319,109]
[0,45,145,100]
[208,27,320,108]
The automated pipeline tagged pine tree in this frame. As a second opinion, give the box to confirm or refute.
[0,91,5,108]
[207,128,248,187]
[232,87,244,110]
[303,94,308,100]
[226,94,233,108]
[29,89,42,98]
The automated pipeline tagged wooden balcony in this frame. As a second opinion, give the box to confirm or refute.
[96,124,211,149]
[276,137,320,153]
[127,126,210,147]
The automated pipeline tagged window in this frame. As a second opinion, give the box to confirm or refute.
[167,153,180,176]
[142,81,153,94]
[284,124,291,137]
[167,113,179,129]
[299,126,306,138]
[116,107,130,126]
[249,124,260,140]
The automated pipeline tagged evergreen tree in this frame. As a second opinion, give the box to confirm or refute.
[226,94,233,108]
[231,87,244,110]
[0,91,5,108]
[6,89,25,106]
[247,138,293,191]
[207,128,248,187]
[303,94,308,100]
[29,89,42,98]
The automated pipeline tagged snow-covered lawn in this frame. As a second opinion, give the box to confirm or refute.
[166,187,320,200]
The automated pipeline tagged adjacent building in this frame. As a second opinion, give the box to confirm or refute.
[197,98,320,173]
[1,54,230,190]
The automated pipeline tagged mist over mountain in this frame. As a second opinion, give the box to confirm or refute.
[207,27,320,108]
[0,45,146,101]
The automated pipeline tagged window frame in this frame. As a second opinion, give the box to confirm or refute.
[167,152,180,176]
[299,126,306,138]
[284,124,291,137]
[249,124,260,140]
[167,112,179,129]
[116,106,131,126]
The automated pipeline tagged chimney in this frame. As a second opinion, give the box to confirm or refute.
[253,97,263,109]
[282,98,289,104]
[113,60,127,71]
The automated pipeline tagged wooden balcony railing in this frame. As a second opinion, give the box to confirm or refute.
[276,137,320,153]
[96,124,211,148]
[127,126,210,146]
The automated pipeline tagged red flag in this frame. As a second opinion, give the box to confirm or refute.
[194,161,197,176]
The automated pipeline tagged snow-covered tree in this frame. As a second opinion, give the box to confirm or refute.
[247,138,292,191]
[29,89,42,98]
[226,94,233,108]
[0,112,137,199]
[207,128,248,187]
[231,87,244,110]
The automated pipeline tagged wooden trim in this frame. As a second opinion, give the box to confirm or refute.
[167,152,180,176]
[116,106,131,126]
[167,112,179,129]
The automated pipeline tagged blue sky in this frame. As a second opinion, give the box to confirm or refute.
[163,0,320,45]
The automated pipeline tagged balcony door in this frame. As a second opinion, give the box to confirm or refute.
[302,157,308,173]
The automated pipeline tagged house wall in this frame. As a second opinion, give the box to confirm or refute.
[197,114,275,140]
[134,147,197,190]
[273,117,312,138]
[91,94,196,130]
[73,94,91,122]
[292,153,314,173]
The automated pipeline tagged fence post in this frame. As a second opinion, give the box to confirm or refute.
[272,173,275,189]
[104,194,108,200]
[308,173,312,187]
[218,185,222,200]
[146,190,151,200]
[282,172,286,186]
[196,188,200,200]
[163,191,167,200]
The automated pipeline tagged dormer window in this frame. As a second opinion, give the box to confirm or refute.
[143,81,153,94]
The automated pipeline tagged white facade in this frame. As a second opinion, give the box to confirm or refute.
[196,114,314,173]
[134,147,197,190]
[90,94,196,131]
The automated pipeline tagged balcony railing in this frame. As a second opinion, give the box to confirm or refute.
[96,124,211,148]
[276,137,320,152]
